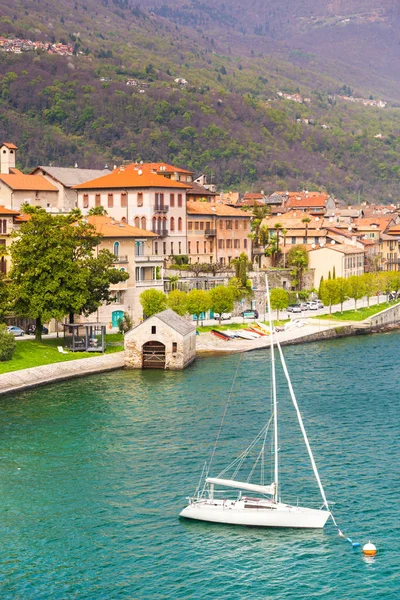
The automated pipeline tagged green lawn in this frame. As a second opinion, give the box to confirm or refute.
[315,301,400,322]
[0,334,124,375]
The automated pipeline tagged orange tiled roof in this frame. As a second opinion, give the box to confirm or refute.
[0,205,20,215]
[264,211,324,229]
[2,142,17,149]
[309,243,364,255]
[73,164,191,190]
[86,215,157,238]
[0,172,58,191]
[146,162,194,175]
[354,217,393,232]
[186,201,250,217]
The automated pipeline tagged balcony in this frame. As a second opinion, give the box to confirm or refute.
[136,279,164,287]
[113,255,129,264]
[152,228,169,237]
[135,254,164,263]
[204,229,216,237]
[154,204,169,214]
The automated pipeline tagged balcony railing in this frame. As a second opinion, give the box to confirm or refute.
[113,255,129,263]
[204,229,216,237]
[154,204,169,213]
[135,254,164,262]
[136,279,164,287]
[152,228,169,237]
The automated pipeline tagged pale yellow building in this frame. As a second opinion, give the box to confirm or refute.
[308,244,365,287]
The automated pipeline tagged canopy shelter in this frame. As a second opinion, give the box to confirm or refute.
[62,323,106,353]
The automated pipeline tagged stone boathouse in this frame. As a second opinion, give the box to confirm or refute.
[124,309,196,370]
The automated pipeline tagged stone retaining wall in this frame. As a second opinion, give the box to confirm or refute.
[0,353,124,397]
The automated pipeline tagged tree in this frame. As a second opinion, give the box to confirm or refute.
[167,289,188,316]
[362,273,377,307]
[270,287,289,320]
[208,262,226,277]
[335,277,349,312]
[287,245,309,290]
[188,262,209,277]
[232,252,252,285]
[186,289,210,323]
[9,208,128,341]
[302,216,311,245]
[0,324,16,361]
[88,206,108,216]
[319,279,339,314]
[347,275,366,310]
[117,311,133,334]
[209,285,235,323]
[139,289,167,317]
[0,274,9,322]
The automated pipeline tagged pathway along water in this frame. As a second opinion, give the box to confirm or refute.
[0,333,397,598]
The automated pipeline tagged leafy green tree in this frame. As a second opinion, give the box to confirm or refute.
[270,287,289,320]
[209,285,235,323]
[362,273,377,307]
[230,253,253,298]
[139,289,167,317]
[347,275,366,310]
[287,245,309,290]
[0,324,16,361]
[0,274,9,322]
[167,289,188,316]
[186,289,210,323]
[319,279,340,313]
[9,208,127,341]
[335,277,349,312]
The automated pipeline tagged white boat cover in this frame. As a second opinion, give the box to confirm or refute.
[206,477,275,496]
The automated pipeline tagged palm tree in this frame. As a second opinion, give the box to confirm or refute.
[302,216,311,245]
[273,222,282,266]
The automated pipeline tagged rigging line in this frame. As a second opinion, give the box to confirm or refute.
[275,337,331,513]
[219,418,272,479]
[205,351,244,481]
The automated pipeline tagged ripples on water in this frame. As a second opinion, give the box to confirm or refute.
[0,334,399,598]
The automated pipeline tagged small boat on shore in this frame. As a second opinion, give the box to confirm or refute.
[211,329,232,341]
[234,330,259,340]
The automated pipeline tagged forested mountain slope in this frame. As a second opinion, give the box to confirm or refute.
[0,0,400,201]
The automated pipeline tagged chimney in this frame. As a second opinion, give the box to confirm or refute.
[0,143,17,174]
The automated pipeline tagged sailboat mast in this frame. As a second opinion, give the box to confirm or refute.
[265,274,279,502]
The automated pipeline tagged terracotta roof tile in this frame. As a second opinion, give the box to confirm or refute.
[73,164,191,190]
[87,215,157,238]
[186,201,250,217]
[0,205,20,215]
[309,244,365,255]
[0,173,58,192]
[2,142,17,149]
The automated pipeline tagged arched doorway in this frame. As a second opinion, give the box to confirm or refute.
[142,341,166,369]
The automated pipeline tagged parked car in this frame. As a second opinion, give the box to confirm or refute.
[26,325,49,335]
[290,305,302,314]
[308,301,319,310]
[7,326,25,337]
[241,310,259,319]
[213,313,232,321]
[287,304,300,313]
[299,302,309,310]
[316,300,324,309]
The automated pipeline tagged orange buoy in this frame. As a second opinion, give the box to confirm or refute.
[363,542,377,556]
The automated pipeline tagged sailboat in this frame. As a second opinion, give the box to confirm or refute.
[180,276,333,529]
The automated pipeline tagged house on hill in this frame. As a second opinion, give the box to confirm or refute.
[73,162,191,259]
[124,309,196,370]
[0,143,58,210]
[31,165,111,211]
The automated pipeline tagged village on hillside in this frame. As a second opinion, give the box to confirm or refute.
[1,141,400,330]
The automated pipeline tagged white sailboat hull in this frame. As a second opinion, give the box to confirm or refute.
[180,498,330,529]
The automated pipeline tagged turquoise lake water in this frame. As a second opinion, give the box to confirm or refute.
[0,334,398,599]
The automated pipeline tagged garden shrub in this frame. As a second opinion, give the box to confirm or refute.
[0,324,16,361]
